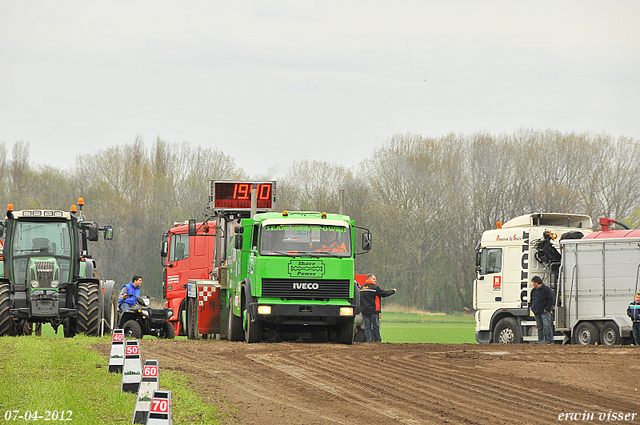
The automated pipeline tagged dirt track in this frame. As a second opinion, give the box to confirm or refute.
[95,341,640,424]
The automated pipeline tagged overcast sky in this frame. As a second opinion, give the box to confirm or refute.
[1,1,639,178]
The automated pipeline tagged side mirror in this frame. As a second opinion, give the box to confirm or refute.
[87,223,99,241]
[362,232,372,251]
[103,225,113,240]
[188,219,197,236]
[234,235,243,250]
[160,241,168,258]
[234,225,244,234]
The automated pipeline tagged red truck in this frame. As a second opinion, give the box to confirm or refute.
[161,220,216,336]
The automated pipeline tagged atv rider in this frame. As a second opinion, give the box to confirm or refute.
[119,275,142,310]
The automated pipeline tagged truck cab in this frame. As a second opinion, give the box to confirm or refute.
[227,210,371,344]
[473,213,592,344]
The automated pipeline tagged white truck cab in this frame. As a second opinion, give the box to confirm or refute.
[473,213,592,344]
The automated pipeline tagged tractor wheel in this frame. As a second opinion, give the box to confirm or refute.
[102,281,118,334]
[63,318,77,338]
[574,322,599,345]
[76,281,100,336]
[228,301,244,341]
[123,320,142,339]
[493,317,522,344]
[337,320,354,345]
[0,282,11,336]
[244,307,262,343]
[160,321,175,339]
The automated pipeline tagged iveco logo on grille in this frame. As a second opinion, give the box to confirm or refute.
[293,282,320,290]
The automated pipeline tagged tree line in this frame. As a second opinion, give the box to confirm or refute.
[3,130,639,312]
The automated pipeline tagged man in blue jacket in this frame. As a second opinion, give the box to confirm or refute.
[627,293,640,346]
[118,275,142,310]
[530,275,554,344]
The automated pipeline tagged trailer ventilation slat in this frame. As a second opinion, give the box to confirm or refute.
[261,279,350,299]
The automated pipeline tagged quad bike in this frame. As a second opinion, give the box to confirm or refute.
[118,296,175,339]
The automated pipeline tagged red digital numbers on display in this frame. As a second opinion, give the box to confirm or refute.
[213,181,274,210]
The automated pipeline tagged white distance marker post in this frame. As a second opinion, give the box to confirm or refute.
[132,359,159,424]
[145,390,172,425]
[108,329,125,373]
[121,340,142,393]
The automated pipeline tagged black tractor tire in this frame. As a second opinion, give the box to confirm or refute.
[102,281,118,334]
[187,297,199,340]
[337,320,354,345]
[493,317,522,344]
[244,307,262,343]
[63,318,77,338]
[600,322,620,346]
[0,282,11,336]
[123,319,143,339]
[574,322,599,345]
[160,321,176,339]
[228,301,244,341]
[76,282,100,336]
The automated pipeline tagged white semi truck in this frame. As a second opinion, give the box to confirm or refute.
[474,213,639,345]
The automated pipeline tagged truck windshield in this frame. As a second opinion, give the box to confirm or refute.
[11,219,73,283]
[259,224,351,257]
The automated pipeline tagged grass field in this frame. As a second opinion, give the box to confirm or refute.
[0,335,219,424]
[380,311,477,344]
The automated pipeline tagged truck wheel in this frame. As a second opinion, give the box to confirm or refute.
[161,321,176,339]
[600,323,620,346]
[76,282,100,336]
[123,320,142,339]
[0,282,11,336]
[493,317,521,344]
[228,302,243,341]
[337,321,354,345]
[244,307,262,343]
[102,281,118,334]
[186,297,199,340]
[574,322,599,345]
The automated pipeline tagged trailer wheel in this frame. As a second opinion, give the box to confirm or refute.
[493,317,521,344]
[228,302,244,341]
[76,282,100,336]
[123,320,142,339]
[244,307,262,343]
[0,282,10,337]
[574,322,599,345]
[600,323,620,346]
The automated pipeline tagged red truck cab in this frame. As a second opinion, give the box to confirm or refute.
[161,221,216,335]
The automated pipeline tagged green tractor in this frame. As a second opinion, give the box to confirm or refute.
[0,198,115,337]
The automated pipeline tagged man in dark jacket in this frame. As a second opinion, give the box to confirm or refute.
[358,274,396,342]
[530,275,554,343]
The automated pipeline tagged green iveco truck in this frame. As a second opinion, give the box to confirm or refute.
[225,210,371,344]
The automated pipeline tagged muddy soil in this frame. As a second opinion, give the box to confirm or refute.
[94,341,640,424]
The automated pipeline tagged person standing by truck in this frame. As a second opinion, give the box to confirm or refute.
[627,293,640,346]
[359,274,396,343]
[530,275,554,344]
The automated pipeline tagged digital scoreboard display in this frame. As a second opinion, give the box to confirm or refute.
[210,181,275,211]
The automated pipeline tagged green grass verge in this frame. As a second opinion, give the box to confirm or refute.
[0,335,219,424]
[380,312,477,343]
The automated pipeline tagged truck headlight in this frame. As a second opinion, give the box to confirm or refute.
[257,305,272,315]
[339,307,354,316]
[31,280,39,288]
